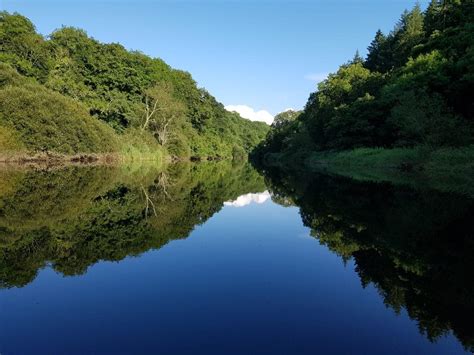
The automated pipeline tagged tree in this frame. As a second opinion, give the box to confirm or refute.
[141,82,186,146]
[351,50,364,65]
[389,90,470,147]
[255,0,474,159]
[393,4,425,66]
[365,29,388,72]
[271,109,301,129]
[424,0,443,35]
[0,12,51,80]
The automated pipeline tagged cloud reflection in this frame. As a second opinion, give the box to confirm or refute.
[224,191,271,208]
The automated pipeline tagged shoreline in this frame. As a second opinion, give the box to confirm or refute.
[0,152,124,166]
[0,151,238,170]
[256,146,474,198]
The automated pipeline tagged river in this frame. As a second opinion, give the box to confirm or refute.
[0,161,471,354]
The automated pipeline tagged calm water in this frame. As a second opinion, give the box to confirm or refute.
[0,162,472,354]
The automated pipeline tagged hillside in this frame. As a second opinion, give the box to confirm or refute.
[252,1,473,177]
[0,12,269,162]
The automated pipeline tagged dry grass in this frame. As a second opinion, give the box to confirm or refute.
[0,151,121,168]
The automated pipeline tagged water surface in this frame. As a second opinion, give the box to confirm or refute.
[0,162,472,354]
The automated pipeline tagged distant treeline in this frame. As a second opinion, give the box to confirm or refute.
[253,1,473,165]
[0,12,269,160]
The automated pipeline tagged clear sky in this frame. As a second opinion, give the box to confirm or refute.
[2,0,429,122]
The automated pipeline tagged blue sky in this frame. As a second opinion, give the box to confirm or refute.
[3,0,429,122]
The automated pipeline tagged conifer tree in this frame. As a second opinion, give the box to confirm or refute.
[424,0,442,35]
[365,29,388,72]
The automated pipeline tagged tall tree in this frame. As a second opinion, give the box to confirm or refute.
[0,11,51,80]
[351,50,364,65]
[141,82,186,146]
[271,110,301,129]
[424,0,442,35]
[365,29,388,72]
[393,4,425,66]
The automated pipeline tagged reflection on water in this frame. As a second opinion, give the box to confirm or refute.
[224,191,271,207]
[262,167,474,352]
[0,161,266,288]
[0,161,473,354]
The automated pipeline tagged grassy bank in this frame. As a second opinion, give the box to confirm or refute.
[307,146,473,173]
[0,65,166,165]
[306,146,474,197]
[0,148,166,165]
[0,129,167,166]
[261,146,474,197]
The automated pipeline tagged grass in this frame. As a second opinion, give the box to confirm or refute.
[305,146,474,197]
[307,147,430,170]
[0,124,167,165]
[0,124,27,162]
[118,129,166,164]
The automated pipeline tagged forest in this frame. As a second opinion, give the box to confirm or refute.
[252,1,474,175]
[0,12,269,162]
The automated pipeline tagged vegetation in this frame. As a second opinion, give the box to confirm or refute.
[303,146,473,197]
[0,12,269,161]
[0,64,119,156]
[252,1,474,174]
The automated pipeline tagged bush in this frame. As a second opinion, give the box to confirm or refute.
[119,128,165,162]
[0,124,24,152]
[0,83,118,154]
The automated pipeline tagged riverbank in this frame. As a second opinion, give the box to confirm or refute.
[308,146,473,172]
[0,149,242,171]
[0,151,118,164]
[0,146,165,169]
[260,146,474,197]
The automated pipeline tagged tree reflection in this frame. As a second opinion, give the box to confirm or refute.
[262,167,474,352]
[0,161,266,288]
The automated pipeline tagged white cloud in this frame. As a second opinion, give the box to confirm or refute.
[225,105,274,125]
[305,72,329,83]
[224,191,271,208]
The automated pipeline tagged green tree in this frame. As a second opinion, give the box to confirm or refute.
[141,82,186,146]
[393,4,425,67]
[271,110,301,129]
[255,1,474,158]
[350,50,364,65]
[424,0,443,35]
[0,12,52,80]
[365,29,388,72]
[0,11,269,159]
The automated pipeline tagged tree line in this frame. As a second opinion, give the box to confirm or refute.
[0,12,269,160]
[253,1,473,162]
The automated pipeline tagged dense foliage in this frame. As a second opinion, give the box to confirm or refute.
[253,1,474,162]
[0,12,268,159]
[0,63,118,154]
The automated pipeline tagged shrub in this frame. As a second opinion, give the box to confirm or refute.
[0,83,118,154]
